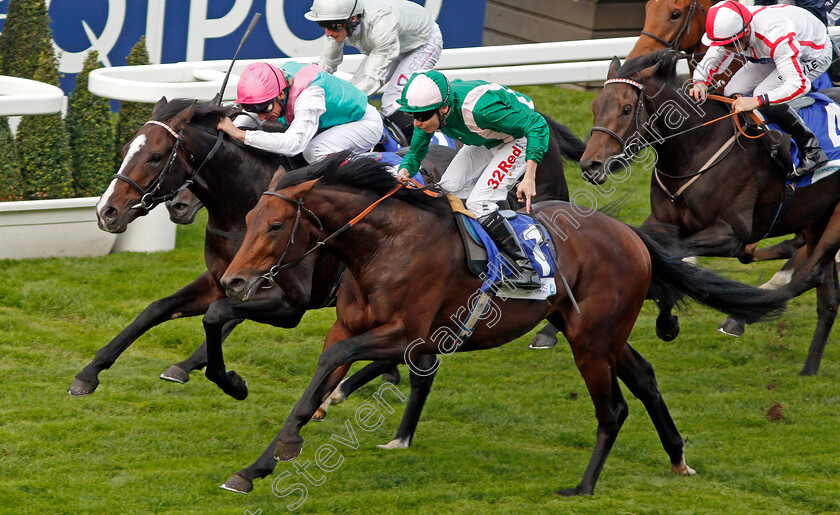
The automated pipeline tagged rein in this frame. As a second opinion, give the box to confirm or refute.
[640,0,706,52]
[260,179,415,287]
[114,116,225,211]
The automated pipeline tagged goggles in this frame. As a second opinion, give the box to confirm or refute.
[412,109,437,122]
[317,20,346,31]
[241,99,275,114]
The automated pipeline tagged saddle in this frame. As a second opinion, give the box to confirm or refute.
[447,195,558,295]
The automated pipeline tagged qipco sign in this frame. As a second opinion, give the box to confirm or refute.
[0,0,486,95]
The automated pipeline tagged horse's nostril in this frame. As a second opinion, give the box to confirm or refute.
[100,205,119,223]
[224,277,246,295]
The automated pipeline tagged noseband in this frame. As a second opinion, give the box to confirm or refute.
[113,117,224,211]
[640,0,706,51]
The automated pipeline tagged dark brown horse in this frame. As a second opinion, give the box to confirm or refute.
[580,51,840,375]
[69,97,580,402]
[218,154,786,495]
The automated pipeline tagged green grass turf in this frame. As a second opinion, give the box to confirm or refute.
[0,86,838,514]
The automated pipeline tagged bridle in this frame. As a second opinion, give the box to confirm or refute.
[113,117,224,211]
[590,78,651,162]
[640,0,706,52]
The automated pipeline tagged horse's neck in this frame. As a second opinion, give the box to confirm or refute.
[649,91,735,173]
[309,188,455,274]
[188,136,276,229]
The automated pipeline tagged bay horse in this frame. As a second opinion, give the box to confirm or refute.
[218,153,787,495]
[631,0,711,59]
[580,50,840,375]
[69,97,582,401]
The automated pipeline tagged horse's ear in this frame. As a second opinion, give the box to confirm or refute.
[150,97,167,119]
[170,101,196,131]
[268,166,288,190]
[607,56,621,79]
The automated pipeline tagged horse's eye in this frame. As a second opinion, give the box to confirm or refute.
[269,222,284,233]
[622,105,633,116]
[148,153,164,163]
[671,10,681,19]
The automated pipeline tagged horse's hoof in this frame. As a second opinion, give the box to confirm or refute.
[656,314,680,342]
[381,367,401,385]
[274,438,304,461]
[528,333,557,349]
[312,408,327,421]
[671,462,697,476]
[159,365,190,384]
[718,318,745,337]
[219,473,252,494]
[67,377,99,397]
[556,486,591,497]
[377,438,410,450]
[223,371,249,400]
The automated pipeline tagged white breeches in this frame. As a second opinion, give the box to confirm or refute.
[438,137,529,218]
[303,104,383,163]
[355,24,444,116]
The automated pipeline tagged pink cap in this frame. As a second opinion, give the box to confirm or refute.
[237,62,288,104]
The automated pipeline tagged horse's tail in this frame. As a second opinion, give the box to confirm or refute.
[541,113,586,162]
[631,226,788,323]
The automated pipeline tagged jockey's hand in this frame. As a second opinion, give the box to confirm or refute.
[217,117,246,142]
[732,96,760,113]
[397,168,410,179]
[688,82,707,102]
[517,160,538,214]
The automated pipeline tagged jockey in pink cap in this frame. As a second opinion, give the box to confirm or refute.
[688,0,831,177]
[217,61,382,163]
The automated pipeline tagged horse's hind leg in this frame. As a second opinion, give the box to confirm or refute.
[379,354,438,449]
[617,343,694,476]
[327,360,401,405]
[159,320,242,383]
[801,260,838,376]
[68,272,221,396]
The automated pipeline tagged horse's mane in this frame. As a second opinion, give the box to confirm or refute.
[616,49,680,86]
[274,151,451,216]
[154,98,233,131]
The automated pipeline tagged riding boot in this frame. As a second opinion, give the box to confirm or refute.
[829,39,840,86]
[385,110,415,146]
[761,102,829,178]
[478,210,541,290]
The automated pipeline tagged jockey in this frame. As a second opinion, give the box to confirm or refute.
[217,61,382,164]
[305,0,443,138]
[689,0,831,177]
[396,70,549,289]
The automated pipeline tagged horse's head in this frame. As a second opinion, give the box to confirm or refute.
[165,187,204,225]
[581,52,679,184]
[96,97,199,233]
[222,169,316,301]
[631,0,709,57]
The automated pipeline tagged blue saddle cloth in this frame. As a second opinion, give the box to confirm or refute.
[762,76,840,186]
[461,212,556,293]
[380,126,457,152]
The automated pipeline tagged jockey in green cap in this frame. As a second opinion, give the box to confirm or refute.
[397,70,550,289]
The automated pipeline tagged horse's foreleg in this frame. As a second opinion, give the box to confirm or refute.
[743,234,805,263]
[676,222,743,258]
[274,321,407,463]
[68,272,221,397]
[801,261,838,376]
[159,321,241,384]
[617,343,694,476]
[379,354,437,449]
[203,296,306,400]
